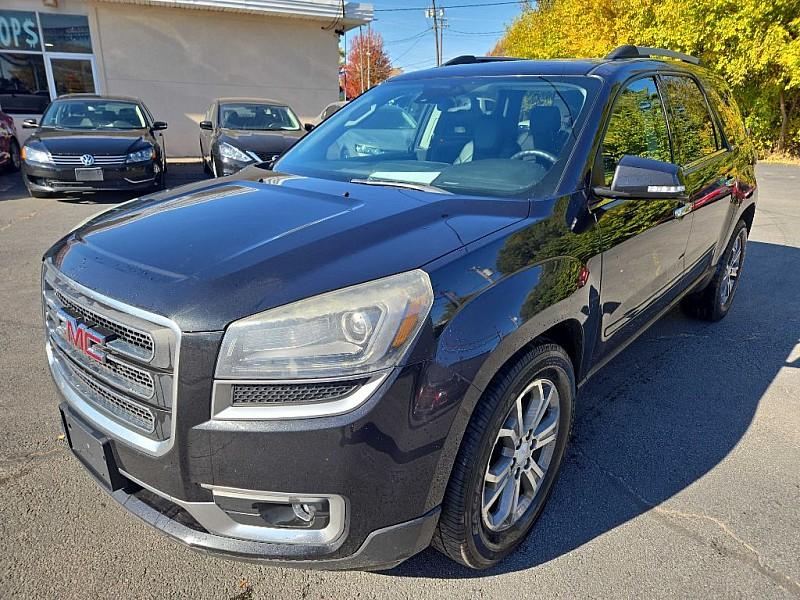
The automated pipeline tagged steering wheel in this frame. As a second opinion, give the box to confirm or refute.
[510,149,558,165]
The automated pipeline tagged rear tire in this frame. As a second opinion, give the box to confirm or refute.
[681,220,748,322]
[433,343,575,569]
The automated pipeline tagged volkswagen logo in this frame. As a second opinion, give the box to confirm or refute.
[80,154,95,166]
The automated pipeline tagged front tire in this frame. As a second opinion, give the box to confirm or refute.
[681,220,748,321]
[433,343,575,569]
[6,139,21,172]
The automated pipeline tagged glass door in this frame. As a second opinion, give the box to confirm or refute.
[45,53,98,97]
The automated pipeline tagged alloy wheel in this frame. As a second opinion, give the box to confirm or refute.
[720,230,745,306]
[481,378,560,532]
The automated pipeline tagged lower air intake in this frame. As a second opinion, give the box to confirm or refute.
[231,381,363,405]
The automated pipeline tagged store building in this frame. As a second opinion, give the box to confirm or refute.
[1,1,372,156]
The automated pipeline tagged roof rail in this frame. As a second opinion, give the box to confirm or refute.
[442,55,520,67]
[605,45,700,65]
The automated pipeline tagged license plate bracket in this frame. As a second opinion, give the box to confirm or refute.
[74,167,104,181]
[61,406,126,491]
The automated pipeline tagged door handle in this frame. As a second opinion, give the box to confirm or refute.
[674,203,693,219]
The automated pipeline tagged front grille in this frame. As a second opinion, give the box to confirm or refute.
[57,290,154,357]
[64,351,155,433]
[105,355,155,394]
[232,381,362,405]
[44,266,177,445]
[51,154,127,166]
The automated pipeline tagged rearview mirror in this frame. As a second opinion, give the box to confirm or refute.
[22,119,38,129]
[304,123,315,132]
[594,155,686,200]
[199,120,213,131]
[152,121,168,131]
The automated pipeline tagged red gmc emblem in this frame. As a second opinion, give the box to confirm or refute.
[56,308,108,363]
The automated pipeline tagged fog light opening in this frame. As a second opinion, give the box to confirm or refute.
[213,493,331,530]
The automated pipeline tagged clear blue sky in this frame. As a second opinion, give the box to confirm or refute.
[342,1,526,73]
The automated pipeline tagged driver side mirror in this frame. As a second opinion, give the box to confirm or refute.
[152,121,168,131]
[304,123,315,132]
[199,120,213,131]
[22,119,38,129]
[593,155,686,200]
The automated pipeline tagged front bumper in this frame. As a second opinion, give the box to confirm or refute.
[101,458,439,571]
[23,161,160,193]
[51,358,450,568]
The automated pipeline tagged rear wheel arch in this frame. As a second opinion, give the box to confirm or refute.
[740,202,756,233]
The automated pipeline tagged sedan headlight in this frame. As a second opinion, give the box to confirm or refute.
[22,145,52,165]
[126,146,155,163]
[219,142,252,163]
[216,270,434,379]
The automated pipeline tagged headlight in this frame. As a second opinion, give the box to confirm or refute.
[216,270,433,379]
[126,146,154,163]
[353,143,384,156]
[22,145,52,165]
[219,142,252,163]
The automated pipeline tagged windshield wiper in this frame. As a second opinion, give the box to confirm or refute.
[350,178,450,194]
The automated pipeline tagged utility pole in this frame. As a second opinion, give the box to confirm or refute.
[366,21,371,89]
[426,2,443,66]
[438,11,447,65]
[358,25,364,94]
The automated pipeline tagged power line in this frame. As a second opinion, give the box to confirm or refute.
[390,32,430,64]
[375,1,523,12]
[383,28,433,45]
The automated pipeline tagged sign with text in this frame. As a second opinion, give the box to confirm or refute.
[0,11,41,52]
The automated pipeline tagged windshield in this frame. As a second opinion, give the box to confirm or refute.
[219,103,301,131]
[274,76,598,198]
[41,100,146,130]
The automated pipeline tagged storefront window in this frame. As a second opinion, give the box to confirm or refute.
[0,52,50,114]
[0,11,97,114]
[40,14,92,53]
[0,10,42,52]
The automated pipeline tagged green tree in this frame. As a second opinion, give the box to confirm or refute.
[495,0,800,156]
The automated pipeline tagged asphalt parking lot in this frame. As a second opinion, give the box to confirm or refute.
[0,163,798,599]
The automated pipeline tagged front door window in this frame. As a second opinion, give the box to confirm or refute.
[601,76,672,184]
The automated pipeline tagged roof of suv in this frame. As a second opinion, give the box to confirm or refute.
[390,47,703,83]
[391,59,605,81]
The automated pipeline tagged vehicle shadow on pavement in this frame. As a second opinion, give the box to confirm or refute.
[387,240,799,579]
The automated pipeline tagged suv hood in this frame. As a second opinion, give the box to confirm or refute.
[47,169,527,331]
[31,128,150,155]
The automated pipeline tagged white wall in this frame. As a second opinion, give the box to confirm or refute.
[92,4,341,156]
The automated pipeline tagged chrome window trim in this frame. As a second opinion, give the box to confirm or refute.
[43,262,181,457]
[210,371,390,421]
[120,470,347,546]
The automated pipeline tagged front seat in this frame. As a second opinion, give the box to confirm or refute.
[521,105,566,156]
[454,117,520,164]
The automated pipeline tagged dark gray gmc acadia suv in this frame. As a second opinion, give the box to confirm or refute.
[43,46,757,570]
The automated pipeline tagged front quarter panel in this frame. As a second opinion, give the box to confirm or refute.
[421,192,602,506]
